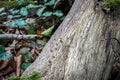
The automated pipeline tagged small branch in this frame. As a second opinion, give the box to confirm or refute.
[53,0,61,9]
[0,24,7,27]
[0,34,41,40]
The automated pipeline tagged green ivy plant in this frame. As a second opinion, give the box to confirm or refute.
[0,45,13,61]
[0,0,64,29]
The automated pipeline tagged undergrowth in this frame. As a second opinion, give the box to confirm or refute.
[8,72,41,80]
[104,0,120,9]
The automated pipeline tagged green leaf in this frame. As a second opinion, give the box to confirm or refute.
[36,7,46,17]
[15,19,26,28]
[8,15,13,19]
[26,4,40,8]
[0,8,5,12]
[44,0,47,3]
[13,15,21,18]
[8,76,21,80]
[26,21,33,25]
[0,12,6,16]
[104,0,120,8]
[0,45,5,52]
[27,26,35,34]
[0,53,13,61]
[41,25,54,37]
[0,29,3,34]
[45,0,55,6]
[8,72,41,80]
[36,40,46,46]
[20,47,30,54]
[20,7,28,16]
[8,21,16,28]
[27,72,41,80]
[18,0,24,5]
[42,11,52,17]
[21,62,31,70]
[23,52,32,60]
[8,19,26,28]
[9,9,19,14]
[53,10,63,17]
[60,16,65,20]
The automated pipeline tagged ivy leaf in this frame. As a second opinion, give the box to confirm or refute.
[42,11,52,17]
[20,7,28,16]
[13,15,21,18]
[8,15,20,19]
[53,10,63,17]
[36,7,46,17]
[8,21,16,28]
[7,15,13,19]
[23,52,32,60]
[0,53,13,61]
[26,4,40,8]
[27,26,35,34]
[8,19,26,28]
[45,0,55,6]
[60,16,65,20]
[41,25,54,37]
[0,12,6,16]
[0,45,5,52]
[9,9,19,14]
[36,40,46,46]
[0,8,5,12]
[18,0,24,5]
[21,62,31,70]
[15,19,26,28]
[44,0,47,3]
[20,47,30,54]
[0,7,4,11]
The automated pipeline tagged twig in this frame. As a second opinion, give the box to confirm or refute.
[0,24,7,27]
[53,0,61,9]
[0,34,41,40]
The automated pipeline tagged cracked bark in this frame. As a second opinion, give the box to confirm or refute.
[22,0,120,80]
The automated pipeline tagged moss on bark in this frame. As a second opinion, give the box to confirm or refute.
[104,0,120,9]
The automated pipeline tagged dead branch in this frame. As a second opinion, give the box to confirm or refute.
[0,34,41,40]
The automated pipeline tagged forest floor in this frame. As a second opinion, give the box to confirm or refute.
[0,0,72,79]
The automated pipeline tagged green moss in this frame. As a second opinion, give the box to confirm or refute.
[8,72,41,80]
[0,0,34,8]
[104,0,120,9]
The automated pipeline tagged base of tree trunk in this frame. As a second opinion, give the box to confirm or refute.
[22,0,120,80]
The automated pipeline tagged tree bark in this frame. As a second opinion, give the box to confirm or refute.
[22,0,120,80]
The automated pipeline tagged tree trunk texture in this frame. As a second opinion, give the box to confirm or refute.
[22,0,120,80]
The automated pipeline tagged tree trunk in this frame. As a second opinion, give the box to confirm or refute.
[22,0,120,80]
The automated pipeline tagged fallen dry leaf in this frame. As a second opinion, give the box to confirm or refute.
[14,55,22,76]
[36,30,41,35]
[0,66,14,77]
[0,60,9,71]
